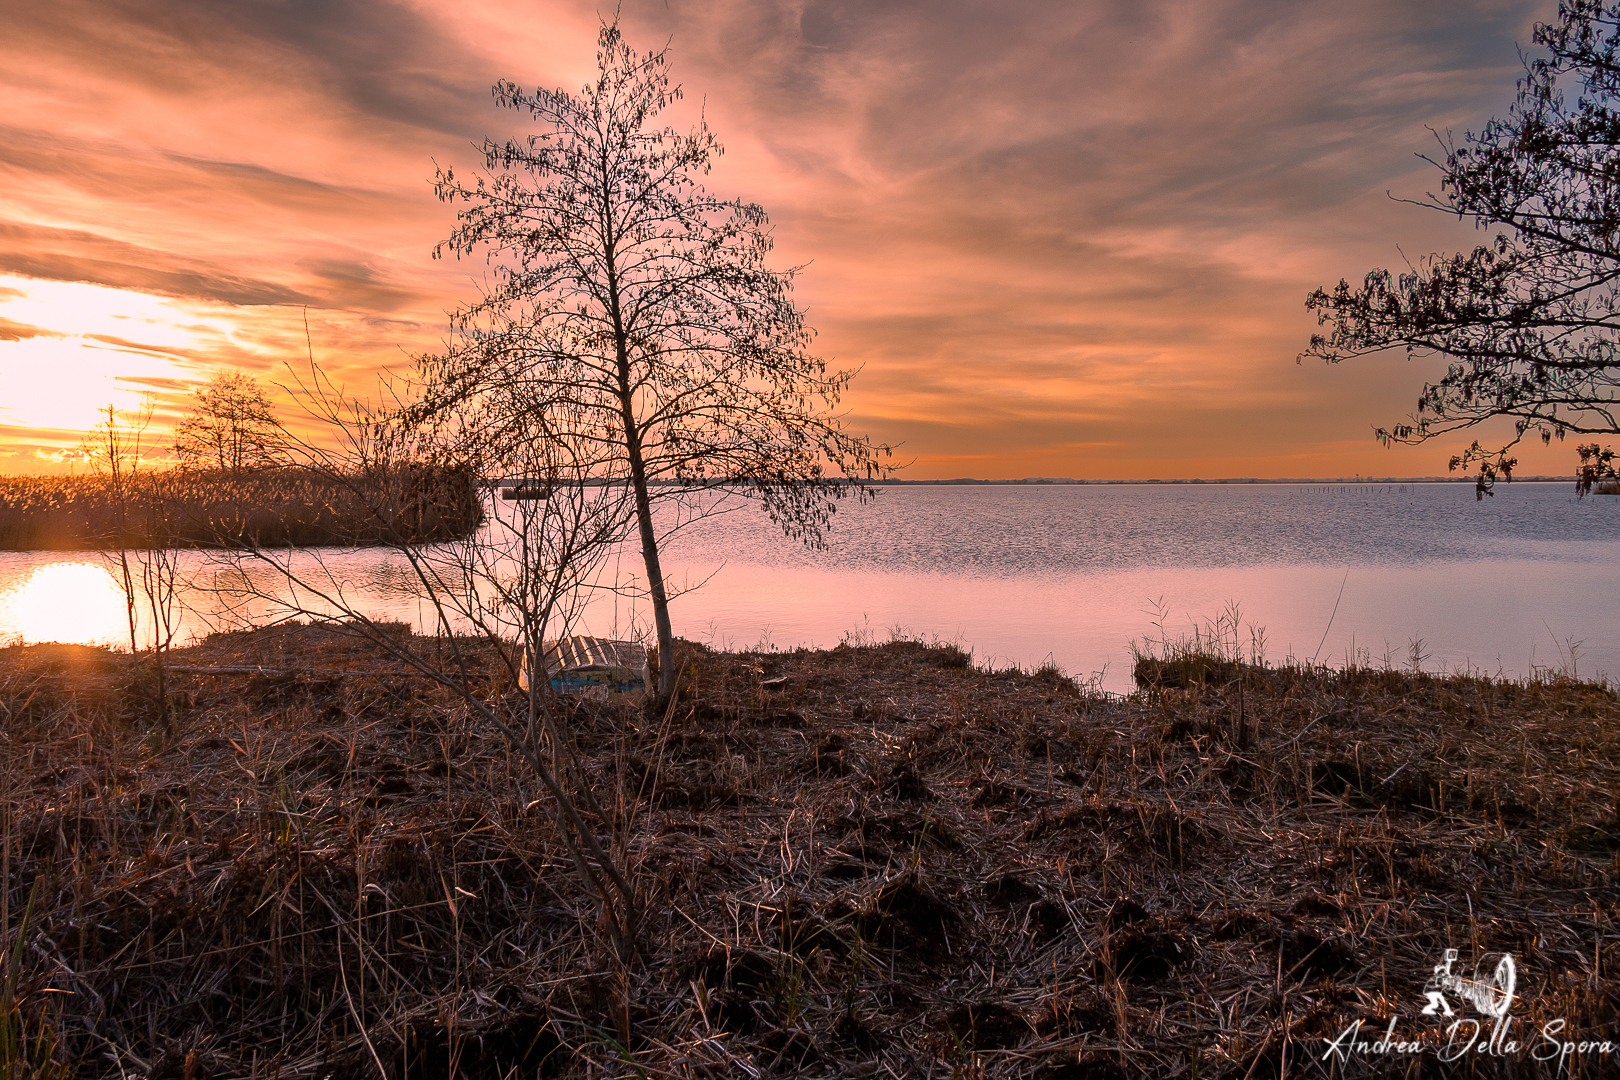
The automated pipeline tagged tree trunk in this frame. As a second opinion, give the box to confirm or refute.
[629,451,675,698]
[615,350,676,699]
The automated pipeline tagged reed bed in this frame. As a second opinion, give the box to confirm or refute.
[0,625,1616,1077]
[0,467,484,550]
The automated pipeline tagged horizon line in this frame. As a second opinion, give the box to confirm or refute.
[863,475,1581,485]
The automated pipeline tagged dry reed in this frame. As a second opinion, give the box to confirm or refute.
[0,467,483,551]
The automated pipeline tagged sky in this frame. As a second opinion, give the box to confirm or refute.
[0,0,1588,479]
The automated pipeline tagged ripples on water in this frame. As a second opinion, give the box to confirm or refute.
[662,482,1618,573]
[2,483,1615,693]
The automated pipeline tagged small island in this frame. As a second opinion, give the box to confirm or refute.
[0,466,483,550]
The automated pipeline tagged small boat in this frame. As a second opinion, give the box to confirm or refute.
[519,636,649,703]
[499,482,552,500]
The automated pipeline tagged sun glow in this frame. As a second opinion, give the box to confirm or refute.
[0,275,255,438]
[0,561,130,647]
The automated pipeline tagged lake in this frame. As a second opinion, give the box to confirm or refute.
[1,482,1615,694]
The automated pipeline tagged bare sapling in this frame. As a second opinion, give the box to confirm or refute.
[211,358,644,966]
[80,399,185,737]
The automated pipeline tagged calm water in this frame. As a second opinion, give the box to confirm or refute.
[2,483,1615,694]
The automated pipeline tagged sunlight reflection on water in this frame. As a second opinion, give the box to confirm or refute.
[0,561,130,648]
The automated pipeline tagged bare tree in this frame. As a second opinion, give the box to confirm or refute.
[173,371,283,475]
[1304,0,1620,497]
[81,400,184,736]
[427,18,892,696]
[211,364,644,965]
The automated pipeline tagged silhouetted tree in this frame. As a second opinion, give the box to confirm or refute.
[428,19,891,695]
[1305,0,1620,496]
[173,371,282,475]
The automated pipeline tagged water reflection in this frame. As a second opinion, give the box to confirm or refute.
[653,558,1619,694]
[0,561,130,647]
[0,484,1614,695]
[0,549,465,651]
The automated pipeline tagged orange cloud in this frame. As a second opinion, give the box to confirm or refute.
[0,0,1579,479]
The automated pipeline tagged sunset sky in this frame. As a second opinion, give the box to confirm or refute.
[0,0,1584,479]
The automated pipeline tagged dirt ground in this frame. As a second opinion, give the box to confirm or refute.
[0,624,1617,1078]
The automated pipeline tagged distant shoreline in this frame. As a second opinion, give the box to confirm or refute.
[864,475,1580,485]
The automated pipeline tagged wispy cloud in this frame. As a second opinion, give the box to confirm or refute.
[0,0,1574,477]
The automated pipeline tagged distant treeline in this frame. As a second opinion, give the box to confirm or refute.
[0,466,484,550]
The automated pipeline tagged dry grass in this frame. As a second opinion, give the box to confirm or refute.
[0,627,1617,1077]
[0,467,483,550]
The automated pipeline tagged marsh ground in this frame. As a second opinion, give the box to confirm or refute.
[0,625,1617,1078]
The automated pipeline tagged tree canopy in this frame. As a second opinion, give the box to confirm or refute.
[1304,0,1620,495]
[173,371,282,475]
[426,20,891,694]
